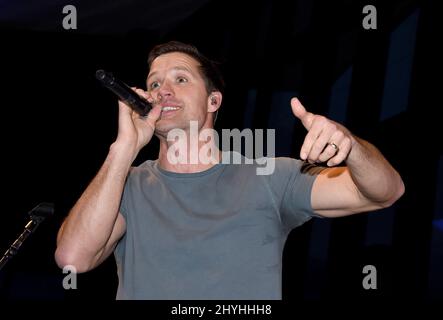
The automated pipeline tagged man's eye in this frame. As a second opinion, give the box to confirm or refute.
[177,77,188,83]
[150,82,160,89]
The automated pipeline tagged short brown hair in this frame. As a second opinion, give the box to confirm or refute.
[147,41,225,95]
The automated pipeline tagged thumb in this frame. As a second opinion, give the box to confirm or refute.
[291,97,314,130]
[145,104,163,124]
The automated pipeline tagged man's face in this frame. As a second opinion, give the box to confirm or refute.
[146,52,212,136]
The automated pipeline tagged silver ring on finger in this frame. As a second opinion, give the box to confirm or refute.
[327,142,339,154]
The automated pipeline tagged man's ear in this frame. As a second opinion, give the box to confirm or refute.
[207,91,222,112]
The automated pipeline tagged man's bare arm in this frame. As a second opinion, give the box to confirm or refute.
[311,138,404,217]
[55,144,132,272]
[55,89,162,273]
[291,98,404,217]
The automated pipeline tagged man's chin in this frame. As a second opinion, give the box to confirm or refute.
[155,120,182,136]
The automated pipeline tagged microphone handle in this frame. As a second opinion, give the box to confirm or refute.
[96,70,152,116]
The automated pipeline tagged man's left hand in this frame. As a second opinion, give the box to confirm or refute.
[291,97,355,166]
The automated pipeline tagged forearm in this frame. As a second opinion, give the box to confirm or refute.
[55,142,135,269]
[346,136,404,206]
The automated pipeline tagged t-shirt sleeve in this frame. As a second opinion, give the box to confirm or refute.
[118,172,131,219]
[265,157,325,231]
[114,163,151,258]
[114,167,134,258]
[117,164,143,218]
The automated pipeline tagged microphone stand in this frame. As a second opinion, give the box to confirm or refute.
[0,203,54,271]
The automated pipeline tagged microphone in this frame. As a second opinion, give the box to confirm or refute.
[0,202,55,271]
[28,202,54,221]
[95,69,152,116]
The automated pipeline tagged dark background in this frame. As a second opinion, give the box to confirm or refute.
[0,0,441,303]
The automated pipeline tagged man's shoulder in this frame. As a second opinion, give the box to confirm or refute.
[221,152,305,177]
[128,159,157,177]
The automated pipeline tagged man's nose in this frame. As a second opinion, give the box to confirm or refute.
[157,81,174,101]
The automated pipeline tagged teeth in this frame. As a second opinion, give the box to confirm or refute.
[162,106,180,111]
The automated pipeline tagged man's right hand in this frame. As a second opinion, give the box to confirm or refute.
[114,87,162,157]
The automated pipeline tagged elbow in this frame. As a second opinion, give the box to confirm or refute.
[381,177,405,208]
[54,246,93,274]
[55,225,98,273]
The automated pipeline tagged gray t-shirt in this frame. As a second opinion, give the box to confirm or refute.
[114,155,323,300]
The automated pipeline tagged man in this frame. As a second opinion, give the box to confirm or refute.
[55,41,404,299]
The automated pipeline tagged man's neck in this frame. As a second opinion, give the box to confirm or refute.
[157,131,221,174]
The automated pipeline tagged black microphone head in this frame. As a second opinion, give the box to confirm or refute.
[96,69,115,86]
[28,202,54,219]
[96,69,106,80]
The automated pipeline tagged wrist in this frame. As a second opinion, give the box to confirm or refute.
[109,141,138,164]
[345,135,364,165]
